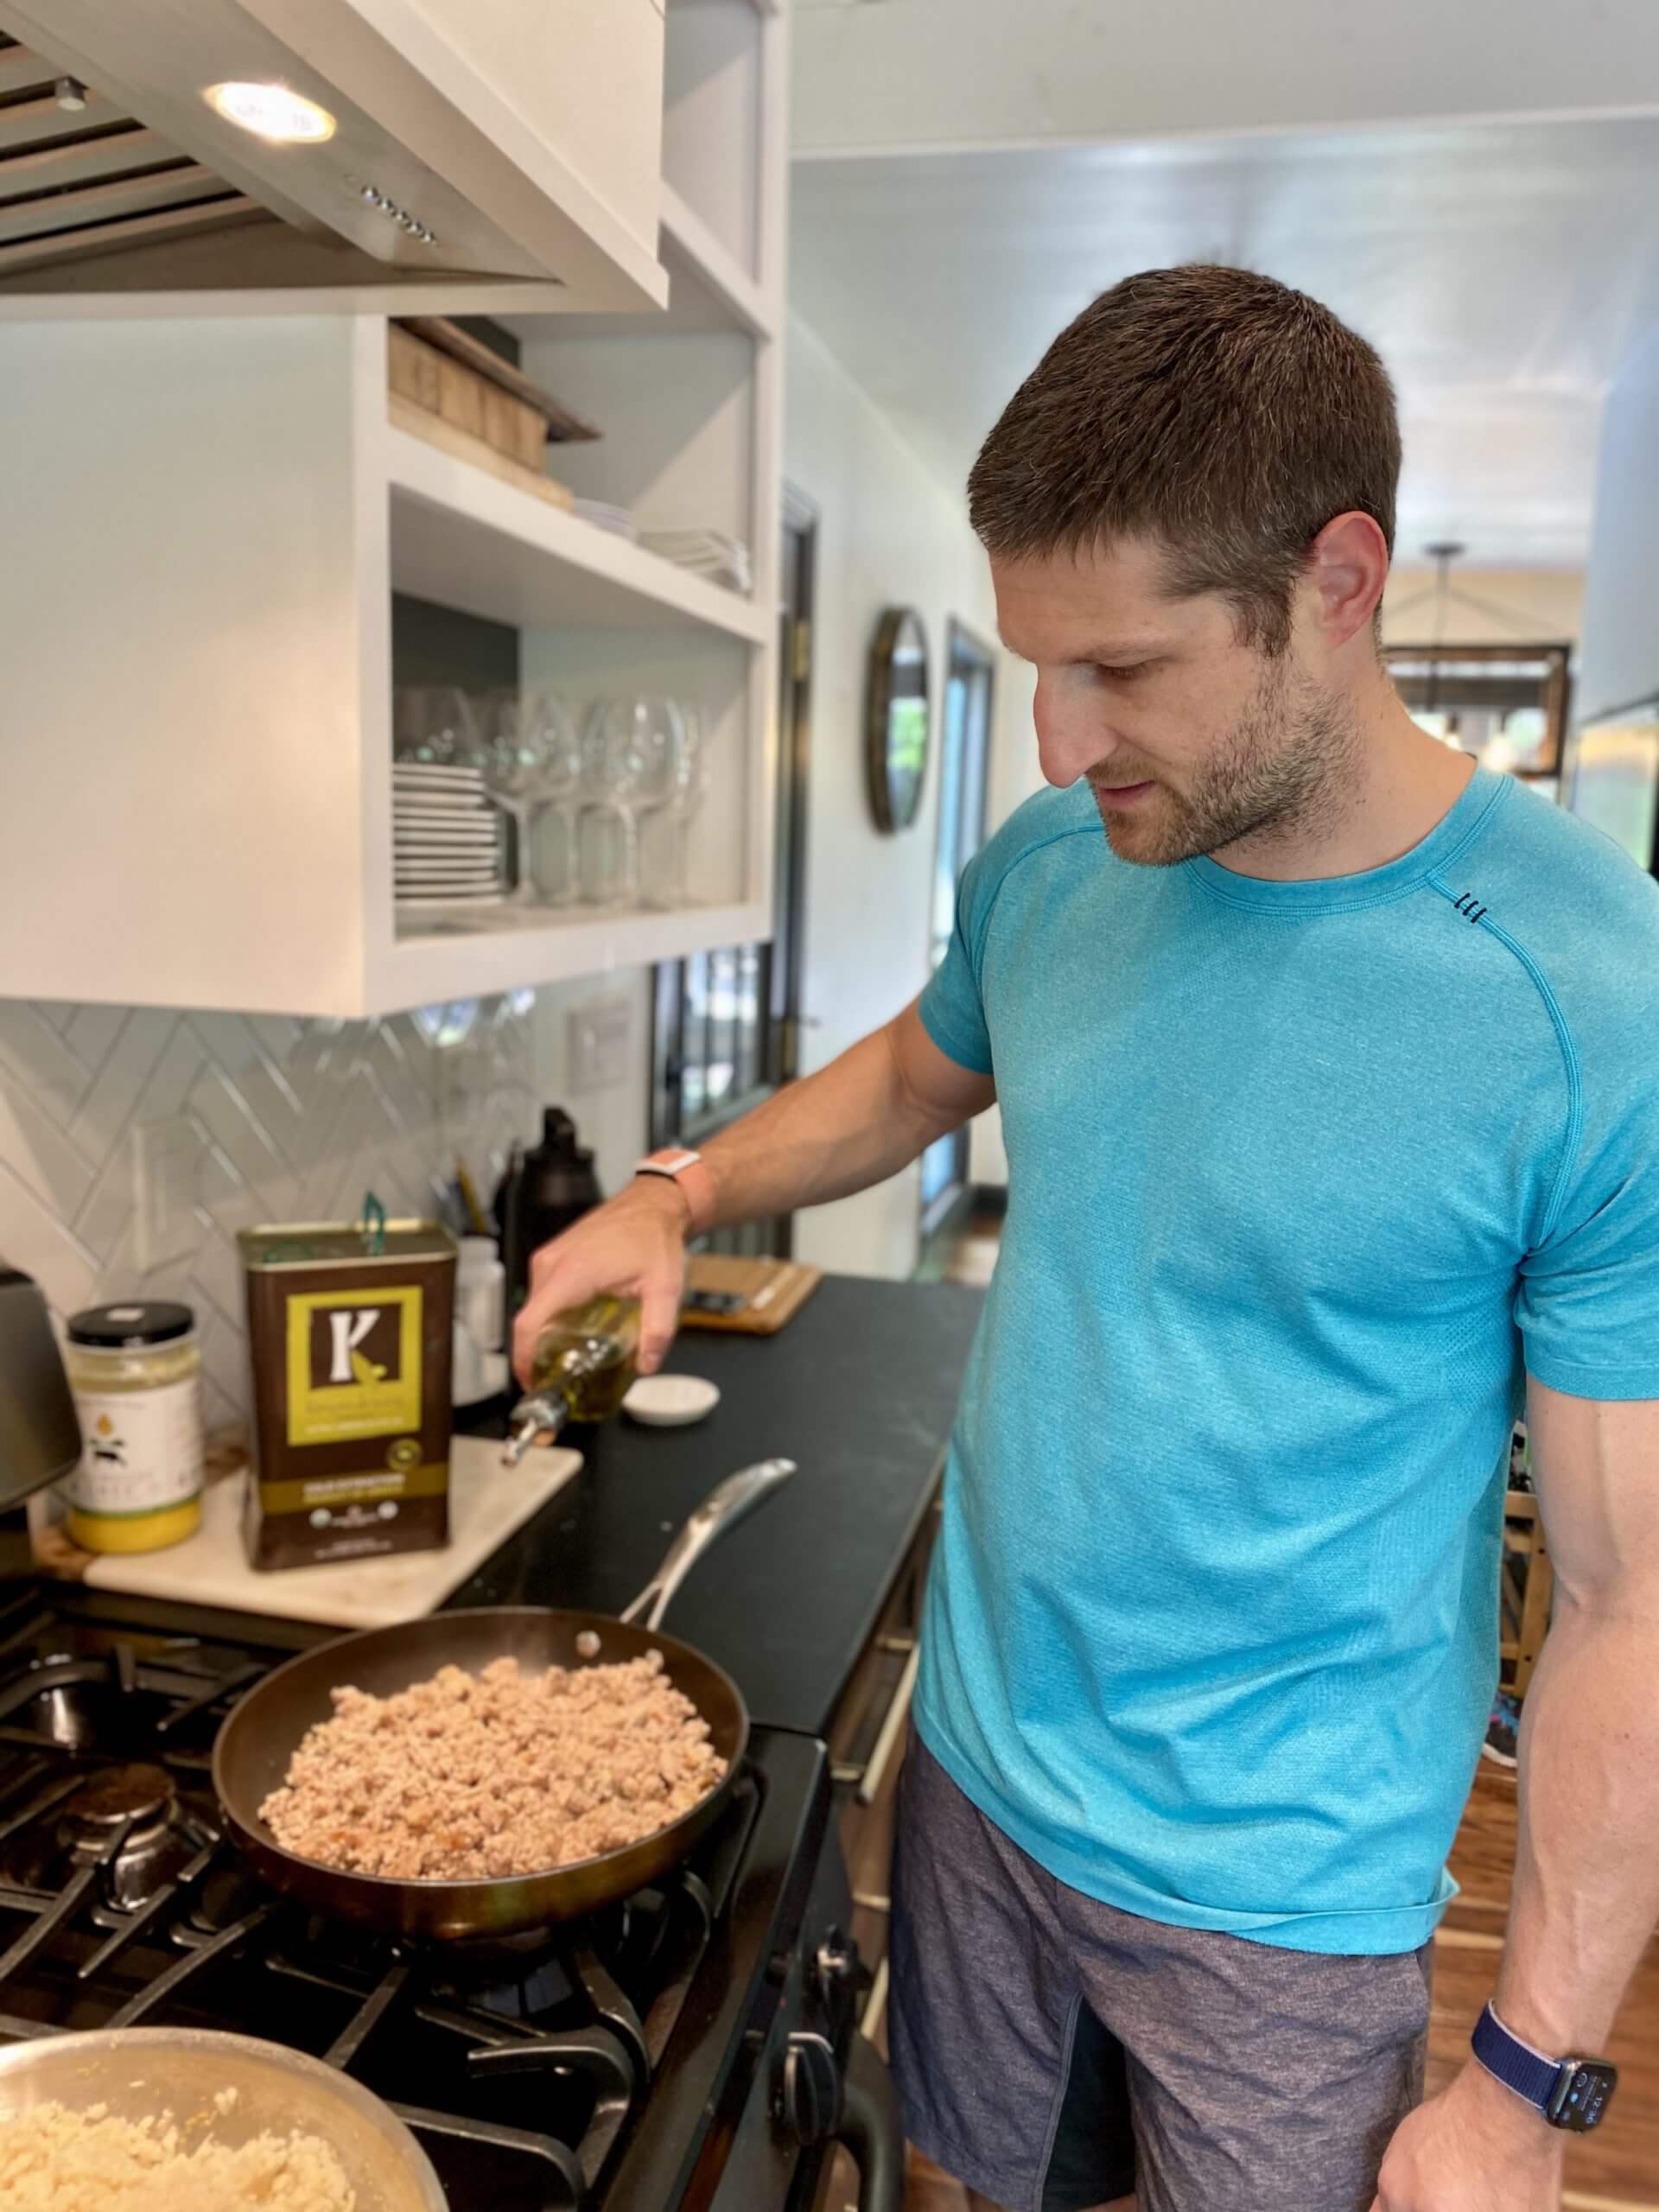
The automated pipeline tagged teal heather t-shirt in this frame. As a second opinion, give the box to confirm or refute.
[917,766,1659,1955]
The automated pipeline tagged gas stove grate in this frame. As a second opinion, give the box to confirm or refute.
[0,1592,760,2209]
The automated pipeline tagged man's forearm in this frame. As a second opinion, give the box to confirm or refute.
[1494,1592,1659,2054]
[696,1020,969,1229]
[1370,1592,1659,2208]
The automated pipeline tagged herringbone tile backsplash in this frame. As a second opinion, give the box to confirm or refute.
[0,982,646,1431]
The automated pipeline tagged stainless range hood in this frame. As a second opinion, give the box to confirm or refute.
[0,0,668,316]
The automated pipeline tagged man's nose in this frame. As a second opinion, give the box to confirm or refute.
[1033,676,1115,788]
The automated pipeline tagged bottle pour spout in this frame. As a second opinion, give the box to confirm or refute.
[501,1392,570,1467]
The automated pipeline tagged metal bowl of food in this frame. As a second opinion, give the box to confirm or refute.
[0,2028,446,2209]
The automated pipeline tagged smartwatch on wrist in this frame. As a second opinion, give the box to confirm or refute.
[633,1147,715,1236]
[1471,2003,1618,2132]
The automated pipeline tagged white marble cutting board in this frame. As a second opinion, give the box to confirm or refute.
[80,1437,582,1628]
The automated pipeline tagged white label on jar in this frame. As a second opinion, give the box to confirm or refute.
[65,1377,203,1516]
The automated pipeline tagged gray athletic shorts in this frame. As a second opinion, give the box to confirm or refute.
[890,1738,1432,2212]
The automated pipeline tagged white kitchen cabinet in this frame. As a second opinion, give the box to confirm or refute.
[0,0,787,1020]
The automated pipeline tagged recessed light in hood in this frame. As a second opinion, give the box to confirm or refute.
[202,79,336,144]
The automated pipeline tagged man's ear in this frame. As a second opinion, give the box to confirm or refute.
[1305,512,1389,648]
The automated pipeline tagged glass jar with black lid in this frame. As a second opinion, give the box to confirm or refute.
[60,1300,204,1554]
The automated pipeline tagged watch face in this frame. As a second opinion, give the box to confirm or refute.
[1549,2061,1618,2132]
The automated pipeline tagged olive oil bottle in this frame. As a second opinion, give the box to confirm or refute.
[502,1293,641,1463]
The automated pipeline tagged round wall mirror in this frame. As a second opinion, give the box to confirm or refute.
[866,607,931,833]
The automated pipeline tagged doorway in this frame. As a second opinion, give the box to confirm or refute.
[649,488,817,1256]
[918,620,995,1237]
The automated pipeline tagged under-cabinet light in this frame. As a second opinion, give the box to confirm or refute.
[202,81,336,144]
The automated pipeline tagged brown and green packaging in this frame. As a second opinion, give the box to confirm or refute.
[238,1221,456,1571]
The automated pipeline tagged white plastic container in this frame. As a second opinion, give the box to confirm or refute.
[456,1236,506,1352]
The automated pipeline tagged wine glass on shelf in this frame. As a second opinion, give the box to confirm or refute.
[637,707,706,910]
[392,686,479,767]
[631,700,693,910]
[666,709,708,909]
[522,691,583,908]
[474,692,555,909]
[579,697,677,907]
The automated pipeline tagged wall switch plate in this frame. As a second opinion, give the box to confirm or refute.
[130,1116,206,1273]
[567,997,633,1093]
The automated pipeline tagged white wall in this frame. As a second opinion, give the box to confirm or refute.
[1576,325,1659,721]
[791,0,1659,156]
[785,310,1014,1275]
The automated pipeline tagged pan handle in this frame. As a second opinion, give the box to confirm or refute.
[618,1459,796,1631]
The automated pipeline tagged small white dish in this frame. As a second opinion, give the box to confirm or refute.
[623,1374,721,1427]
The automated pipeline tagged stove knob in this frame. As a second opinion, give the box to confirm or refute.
[816,1929,856,1999]
[782,2031,842,2146]
[814,1928,858,2028]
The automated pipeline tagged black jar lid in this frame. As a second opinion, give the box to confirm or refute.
[67,1300,195,1349]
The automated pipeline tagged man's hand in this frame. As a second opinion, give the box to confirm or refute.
[1370,2063,1563,2212]
[512,1179,690,1386]
[504,999,995,1391]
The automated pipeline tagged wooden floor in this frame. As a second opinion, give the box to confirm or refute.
[897,1761,1659,2209]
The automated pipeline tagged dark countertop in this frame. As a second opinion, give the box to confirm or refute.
[451,1274,982,1738]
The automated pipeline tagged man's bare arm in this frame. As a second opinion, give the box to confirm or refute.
[1492,1382,1659,2052]
[1373,1382,1659,2209]
[512,1000,995,1380]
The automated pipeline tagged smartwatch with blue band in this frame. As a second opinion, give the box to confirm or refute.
[1471,2003,1618,2133]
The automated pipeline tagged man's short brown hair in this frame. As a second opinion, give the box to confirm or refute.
[968,264,1400,653]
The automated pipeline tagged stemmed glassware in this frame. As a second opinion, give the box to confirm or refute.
[474,691,550,910]
[393,686,479,766]
[473,690,584,910]
[632,700,691,910]
[637,709,706,909]
[666,709,707,908]
[392,686,709,914]
[580,697,683,907]
[521,691,584,908]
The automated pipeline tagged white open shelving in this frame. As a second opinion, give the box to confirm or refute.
[0,0,789,1020]
[378,899,766,1009]
[659,181,779,342]
[386,426,771,643]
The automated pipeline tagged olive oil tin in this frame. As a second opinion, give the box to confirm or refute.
[238,1221,456,1572]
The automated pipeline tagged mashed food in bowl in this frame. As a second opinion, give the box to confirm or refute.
[0,2100,355,2210]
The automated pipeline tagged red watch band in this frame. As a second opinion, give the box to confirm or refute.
[634,1148,716,1236]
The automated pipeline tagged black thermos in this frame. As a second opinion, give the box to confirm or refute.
[494,1109,604,1321]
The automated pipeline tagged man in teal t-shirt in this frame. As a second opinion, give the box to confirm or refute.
[518,268,1659,2212]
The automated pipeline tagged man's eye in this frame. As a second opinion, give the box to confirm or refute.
[1100,662,1153,683]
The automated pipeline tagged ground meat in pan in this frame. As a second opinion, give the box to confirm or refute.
[0,2101,355,2210]
[259,1650,726,1879]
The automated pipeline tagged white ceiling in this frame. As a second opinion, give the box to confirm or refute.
[789,0,1659,159]
[787,118,1659,568]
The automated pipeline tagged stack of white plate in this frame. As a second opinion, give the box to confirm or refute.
[573,498,639,542]
[393,763,507,909]
[639,527,753,594]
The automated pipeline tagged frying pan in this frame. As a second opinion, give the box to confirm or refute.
[213,1459,794,1942]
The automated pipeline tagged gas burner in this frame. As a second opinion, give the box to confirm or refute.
[62,1762,176,1840]
[57,1762,210,1909]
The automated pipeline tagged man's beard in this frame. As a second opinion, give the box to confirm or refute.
[1089,657,1360,868]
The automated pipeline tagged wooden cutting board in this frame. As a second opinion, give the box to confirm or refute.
[59,1437,582,1630]
[679,1255,823,1335]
